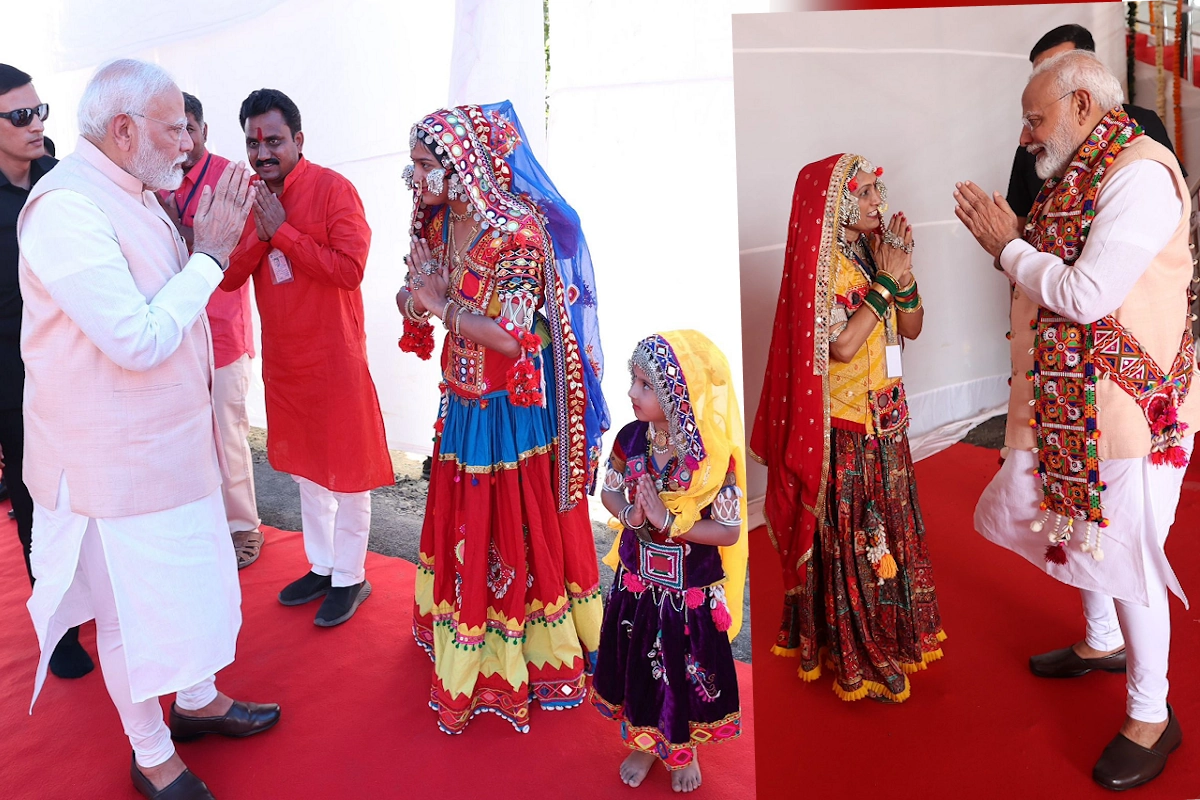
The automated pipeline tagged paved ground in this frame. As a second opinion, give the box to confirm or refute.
[249,414,1008,665]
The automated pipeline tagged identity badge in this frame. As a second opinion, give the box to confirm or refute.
[886,344,903,378]
[268,248,294,285]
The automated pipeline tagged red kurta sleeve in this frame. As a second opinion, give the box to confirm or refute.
[221,221,268,291]
[270,177,371,292]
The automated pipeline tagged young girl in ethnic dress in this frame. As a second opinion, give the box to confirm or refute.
[396,103,609,734]
[591,331,747,793]
[751,154,946,703]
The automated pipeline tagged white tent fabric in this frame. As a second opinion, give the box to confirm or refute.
[545,0,767,519]
[732,2,1130,519]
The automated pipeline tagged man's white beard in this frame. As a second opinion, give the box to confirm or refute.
[131,131,186,191]
[1032,116,1081,180]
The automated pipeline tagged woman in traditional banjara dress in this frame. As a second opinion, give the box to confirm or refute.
[395,102,609,734]
[750,154,946,702]
[591,331,747,793]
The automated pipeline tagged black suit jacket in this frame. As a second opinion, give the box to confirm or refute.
[1005,104,1186,218]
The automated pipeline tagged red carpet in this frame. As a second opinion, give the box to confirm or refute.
[750,443,1200,800]
[0,517,754,798]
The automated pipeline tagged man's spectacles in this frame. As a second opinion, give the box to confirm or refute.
[1021,91,1075,132]
[0,104,49,128]
[128,112,189,139]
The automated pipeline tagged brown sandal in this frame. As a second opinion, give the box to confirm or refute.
[232,530,264,569]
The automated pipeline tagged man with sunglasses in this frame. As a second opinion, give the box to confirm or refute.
[1005,24,1183,231]
[158,93,263,571]
[18,59,281,799]
[0,64,95,681]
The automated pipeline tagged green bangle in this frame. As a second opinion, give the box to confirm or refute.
[875,272,901,296]
[897,294,923,313]
[863,290,889,320]
[895,279,918,300]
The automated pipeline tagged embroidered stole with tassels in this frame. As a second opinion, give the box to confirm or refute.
[1024,109,1194,565]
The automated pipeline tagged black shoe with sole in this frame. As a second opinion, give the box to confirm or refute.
[130,753,214,800]
[49,626,94,679]
[314,581,372,627]
[278,571,332,606]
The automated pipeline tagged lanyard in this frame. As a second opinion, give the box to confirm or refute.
[176,153,213,221]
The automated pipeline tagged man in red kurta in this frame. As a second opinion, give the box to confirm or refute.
[222,89,392,627]
[159,92,263,570]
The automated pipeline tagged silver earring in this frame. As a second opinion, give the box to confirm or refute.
[447,173,467,202]
[401,165,415,190]
[426,168,445,195]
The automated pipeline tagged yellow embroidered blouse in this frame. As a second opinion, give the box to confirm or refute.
[826,249,903,435]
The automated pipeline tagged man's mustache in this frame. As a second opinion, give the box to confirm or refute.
[256,158,280,167]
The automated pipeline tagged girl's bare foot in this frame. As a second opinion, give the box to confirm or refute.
[672,750,701,792]
[620,750,657,787]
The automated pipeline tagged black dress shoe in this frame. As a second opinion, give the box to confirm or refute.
[1093,705,1183,790]
[169,700,281,741]
[1029,646,1126,678]
[130,753,215,799]
[314,580,372,627]
[278,571,332,605]
[48,627,94,679]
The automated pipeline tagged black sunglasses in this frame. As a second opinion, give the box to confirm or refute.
[0,104,49,128]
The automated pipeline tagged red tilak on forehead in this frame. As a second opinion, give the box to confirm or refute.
[256,127,263,142]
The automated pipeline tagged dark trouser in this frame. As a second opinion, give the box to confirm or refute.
[0,408,34,584]
[0,408,82,651]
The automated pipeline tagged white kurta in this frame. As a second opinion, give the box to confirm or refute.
[21,181,242,706]
[975,160,1190,609]
[29,476,241,706]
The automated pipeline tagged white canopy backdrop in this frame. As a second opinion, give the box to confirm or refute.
[732,3,1135,520]
[5,0,768,522]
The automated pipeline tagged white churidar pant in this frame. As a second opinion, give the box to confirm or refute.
[292,476,371,587]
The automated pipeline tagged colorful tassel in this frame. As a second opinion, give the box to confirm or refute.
[622,572,646,594]
[877,553,898,580]
[712,601,732,632]
[1044,542,1068,565]
[685,587,706,609]
[503,326,545,407]
[1150,445,1190,468]
[399,318,435,360]
[505,358,544,407]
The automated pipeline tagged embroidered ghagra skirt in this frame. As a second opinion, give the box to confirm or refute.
[413,386,603,734]
[591,531,741,770]
[774,426,945,701]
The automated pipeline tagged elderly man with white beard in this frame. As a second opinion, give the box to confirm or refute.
[954,50,1198,792]
[18,59,280,799]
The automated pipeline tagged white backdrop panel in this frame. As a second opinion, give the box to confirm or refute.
[733,3,1128,507]
[449,0,548,160]
[548,0,768,519]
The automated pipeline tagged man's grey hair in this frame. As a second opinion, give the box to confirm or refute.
[1030,50,1125,113]
[77,59,178,140]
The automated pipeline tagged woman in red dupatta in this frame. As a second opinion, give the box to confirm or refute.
[750,153,946,702]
